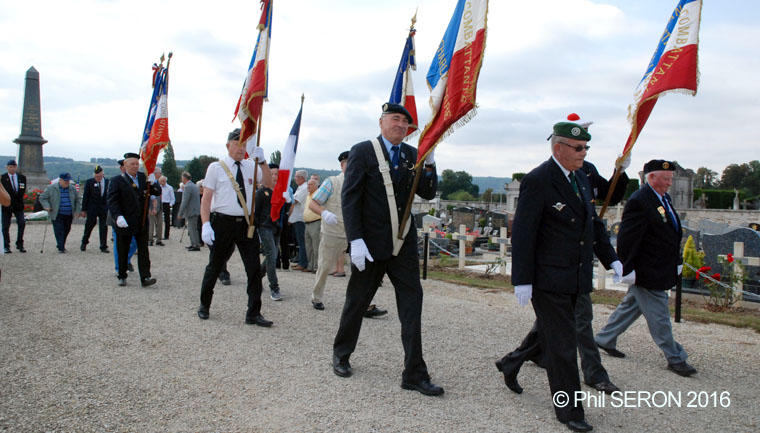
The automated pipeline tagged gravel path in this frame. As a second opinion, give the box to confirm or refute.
[1,223,758,432]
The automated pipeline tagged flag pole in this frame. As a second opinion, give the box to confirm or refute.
[249,110,262,238]
[141,53,166,227]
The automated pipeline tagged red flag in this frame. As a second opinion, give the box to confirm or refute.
[141,53,172,175]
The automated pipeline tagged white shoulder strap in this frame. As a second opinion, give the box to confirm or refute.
[370,138,410,256]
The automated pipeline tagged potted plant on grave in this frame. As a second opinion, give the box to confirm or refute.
[681,235,704,289]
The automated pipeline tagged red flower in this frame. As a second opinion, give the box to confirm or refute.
[727,254,734,263]
[696,266,711,280]
[711,273,721,281]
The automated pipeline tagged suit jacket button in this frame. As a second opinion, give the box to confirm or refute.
[579,262,583,267]
[580,241,584,246]
[571,218,576,223]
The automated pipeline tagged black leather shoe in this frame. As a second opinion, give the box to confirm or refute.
[332,355,352,378]
[187,246,201,251]
[364,305,388,318]
[495,360,523,394]
[198,305,209,320]
[667,361,697,377]
[401,379,444,396]
[156,241,165,246]
[127,264,134,272]
[148,241,153,246]
[245,314,273,327]
[141,277,157,287]
[17,247,26,253]
[597,343,626,358]
[117,278,127,287]
[312,301,325,310]
[100,247,109,253]
[219,277,231,285]
[80,244,86,251]
[562,419,593,432]
[586,380,620,394]
[4,248,11,254]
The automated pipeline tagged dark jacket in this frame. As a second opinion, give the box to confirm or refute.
[1,172,26,212]
[107,171,161,236]
[580,161,629,205]
[511,158,618,294]
[617,185,682,290]
[81,177,109,213]
[341,135,437,261]
[255,187,278,232]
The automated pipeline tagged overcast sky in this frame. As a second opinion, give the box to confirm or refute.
[1,0,757,181]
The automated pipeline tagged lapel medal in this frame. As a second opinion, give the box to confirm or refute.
[553,202,566,212]
[657,206,667,223]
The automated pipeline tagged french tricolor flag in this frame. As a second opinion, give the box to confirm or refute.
[417,0,488,165]
[621,0,702,160]
[270,101,303,222]
[234,0,272,154]
[389,18,419,139]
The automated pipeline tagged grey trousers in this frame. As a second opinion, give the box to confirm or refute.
[304,220,321,271]
[148,208,163,241]
[187,215,201,247]
[595,284,688,364]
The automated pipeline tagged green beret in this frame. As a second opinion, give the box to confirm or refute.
[552,122,591,142]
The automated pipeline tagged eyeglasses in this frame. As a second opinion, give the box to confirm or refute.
[560,141,590,152]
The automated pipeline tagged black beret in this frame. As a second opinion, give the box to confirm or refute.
[338,151,349,162]
[228,128,241,141]
[117,159,124,167]
[6,159,17,166]
[94,165,103,173]
[643,159,675,174]
[123,152,140,160]
[382,103,413,123]
[268,163,279,169]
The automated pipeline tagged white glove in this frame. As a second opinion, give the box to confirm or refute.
[148,173,156,183]
[611,260,623,279]
[116,215,128,228]
[614,270,636,285]
[514,284,532,307]
[321,209,338,225]
[677,265,683,275]
[350,238,374,272]
[202,221,215,246]
[251,146,266,163]
[618,153,632,171]
[425,149,435,165]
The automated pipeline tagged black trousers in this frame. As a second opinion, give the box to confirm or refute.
[532,289,584,423]
[82,207,108,249]
[333,241,429,383]
[2,206,26,248]
[207,244,231,280]
[199,213,263,318]
[116,226,151,281]
[500,292,609,385]
[162,203,171,237]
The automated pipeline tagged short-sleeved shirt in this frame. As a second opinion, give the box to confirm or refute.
[203,155,263,216]
[288,182,308,223]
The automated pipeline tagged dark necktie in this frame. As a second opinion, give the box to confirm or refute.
[12,175,16,192]
[235,161,245,208]
[569,172,580,199]
[390,146,399,182]
[662,195,679,231]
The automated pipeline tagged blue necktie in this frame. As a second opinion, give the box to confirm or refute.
[390,146,399,182]
[662,196,678,231]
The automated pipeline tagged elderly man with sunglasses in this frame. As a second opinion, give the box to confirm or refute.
[501,119,624,432]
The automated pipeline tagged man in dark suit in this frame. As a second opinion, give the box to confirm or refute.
[595,160,696,377]
[332,103,442,397]
[496,115,630,397]
[80,165,110,253]
[1,160,27,253]
[508,120,622,432]
[107,152,161,287]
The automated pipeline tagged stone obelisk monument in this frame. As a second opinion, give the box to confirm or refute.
[13,66,49,191]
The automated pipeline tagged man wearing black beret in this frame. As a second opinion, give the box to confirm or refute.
[332,103,443,396]
[595,159,696,377]
[80,165,110,253]
[107,152,162,287]
[1,160,27,253]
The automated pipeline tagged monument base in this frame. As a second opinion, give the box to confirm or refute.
[23,171,50,193]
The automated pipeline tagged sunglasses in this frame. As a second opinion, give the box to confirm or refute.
[560,141,590,152]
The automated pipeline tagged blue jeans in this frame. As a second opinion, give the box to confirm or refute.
[292,221,307,268]
[112,230,137,272]
[52,214,73,251]
[259,227,279,290]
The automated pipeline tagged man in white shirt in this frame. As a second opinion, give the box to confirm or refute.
[159,176,175,239]
[289,169,309,271]
[197,128,273,327]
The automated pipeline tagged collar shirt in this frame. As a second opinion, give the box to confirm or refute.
[161,184,175,205]
[289,182,308,223]
[551,155,573,182]
[203,155,263,216]
[9,173,17,191]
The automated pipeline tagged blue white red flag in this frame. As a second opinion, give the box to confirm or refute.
[141,55,171,175]
[270,101,303,221]
[417,0,488,165]
[620,0,701,162]
[389,16,419,139]
[234,0,272,155]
